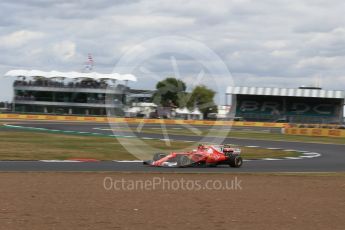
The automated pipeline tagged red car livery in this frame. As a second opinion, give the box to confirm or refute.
[143,144,243,168]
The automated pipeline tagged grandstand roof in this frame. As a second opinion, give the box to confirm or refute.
[226,86,345,99]
[4,69,137,82]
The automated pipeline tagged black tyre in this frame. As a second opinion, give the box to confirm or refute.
[229,156,243,168]
[177,155,192,167]
[153,153,167,161]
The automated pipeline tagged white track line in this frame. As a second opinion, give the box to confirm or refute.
[262,158,283,161]
[284,157,302,160]
[303,152,319,155]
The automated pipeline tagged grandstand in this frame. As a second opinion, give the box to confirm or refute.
[226,86,345,124]
[5,70,137,116]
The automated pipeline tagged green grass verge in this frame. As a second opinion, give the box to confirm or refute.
[0,127,301,160]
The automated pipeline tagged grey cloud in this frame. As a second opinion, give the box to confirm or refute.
[1,0,345,102]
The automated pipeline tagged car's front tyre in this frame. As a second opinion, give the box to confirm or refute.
[229,156,243,168]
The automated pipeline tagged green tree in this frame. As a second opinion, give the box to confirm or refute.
[153,78,187,107]
[187,85,218,118]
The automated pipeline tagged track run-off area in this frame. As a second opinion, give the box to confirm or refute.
[1,120,344,172]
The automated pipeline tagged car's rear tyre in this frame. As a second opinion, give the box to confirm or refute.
[153,153,167,161]
[177,155,192,167]
[229,156,243,168]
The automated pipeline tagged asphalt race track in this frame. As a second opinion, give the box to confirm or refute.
[1,120,344,172]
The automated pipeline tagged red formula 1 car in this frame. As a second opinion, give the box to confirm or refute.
[143,144,243,168]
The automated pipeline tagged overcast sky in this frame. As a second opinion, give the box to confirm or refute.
[1,0,345,102]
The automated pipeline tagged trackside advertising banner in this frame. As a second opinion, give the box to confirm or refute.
[0,114,287,128]
[284,128,345,138]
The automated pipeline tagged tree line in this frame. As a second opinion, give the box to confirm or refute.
[152,77,217,118]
